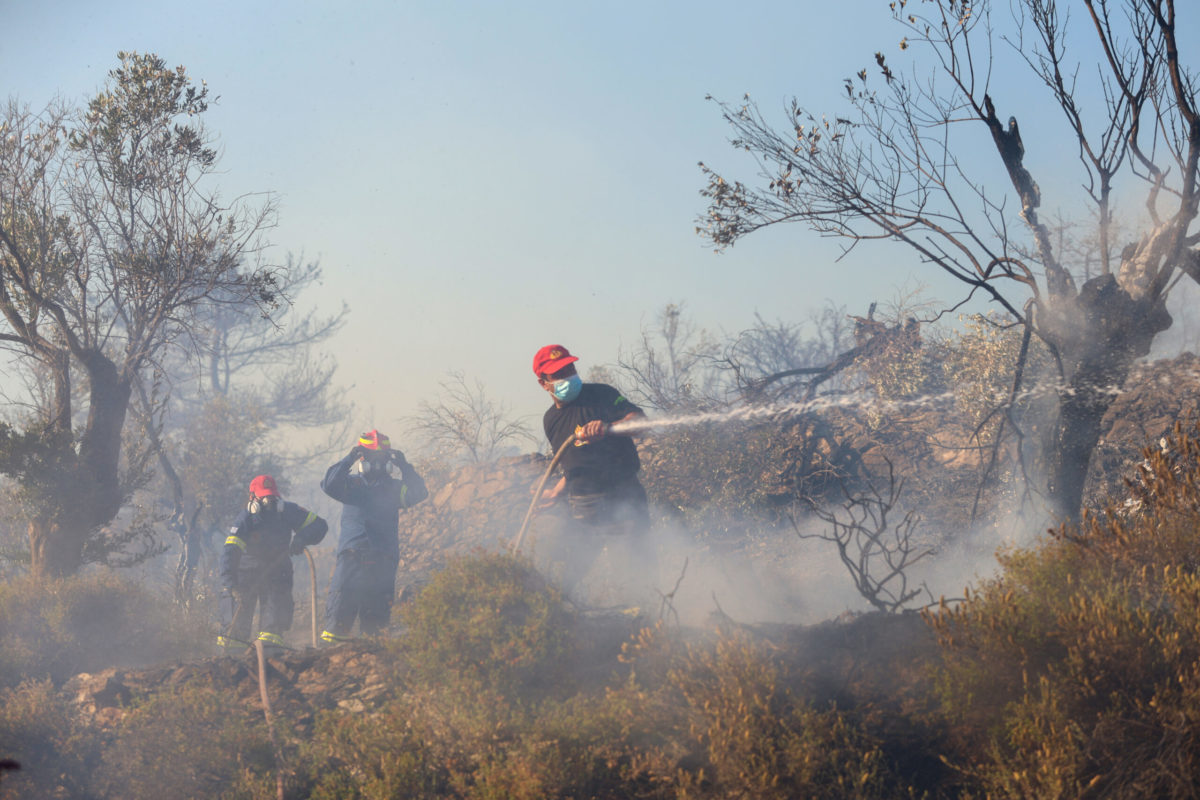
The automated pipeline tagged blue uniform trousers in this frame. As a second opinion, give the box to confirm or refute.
[322,549,399,637]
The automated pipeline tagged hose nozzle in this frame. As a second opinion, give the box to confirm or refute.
[573,422,610,445]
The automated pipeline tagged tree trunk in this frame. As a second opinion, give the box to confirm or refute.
[28,513,85,579]
[1044,363,1125,521]
[26,351,133,579]
[1040,274,1171,521]
[77,352,132,527]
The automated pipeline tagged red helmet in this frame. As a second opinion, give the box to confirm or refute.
[248,474,280,498]
[357,430,391,451]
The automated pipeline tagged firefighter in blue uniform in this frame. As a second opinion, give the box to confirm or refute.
[320,430,428,643]
[218,474,328,653]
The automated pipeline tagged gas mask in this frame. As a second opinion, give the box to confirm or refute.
[352,454,393,483]
[247,495,281,515]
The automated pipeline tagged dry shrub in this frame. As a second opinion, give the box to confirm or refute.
[929,423,1200,798]
[668,633,906,799]
[0,571,209,688]
[0,679,94,800]
[93,680,273,800]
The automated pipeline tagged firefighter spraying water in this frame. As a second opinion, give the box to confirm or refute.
[519,345,658,601]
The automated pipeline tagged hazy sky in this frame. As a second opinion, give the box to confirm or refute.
[1,0,1126,446]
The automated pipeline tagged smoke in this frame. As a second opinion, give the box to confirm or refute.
[522,504,1026,627]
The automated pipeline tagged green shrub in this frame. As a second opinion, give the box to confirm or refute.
[302,704,444,800]
[397,551,573,697]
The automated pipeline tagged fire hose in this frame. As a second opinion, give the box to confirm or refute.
[238,547,319,800]
[513,432,576,554]
[514,420,629,552]
[222,546,321,649]
[254,638,287,800]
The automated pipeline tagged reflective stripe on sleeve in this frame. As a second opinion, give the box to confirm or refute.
[225,535,247,552]
[299,511,317,529]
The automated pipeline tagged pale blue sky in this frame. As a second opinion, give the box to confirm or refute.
[1,0,1132,439]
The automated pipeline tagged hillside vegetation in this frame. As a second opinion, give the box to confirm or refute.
[4,415,1200,797]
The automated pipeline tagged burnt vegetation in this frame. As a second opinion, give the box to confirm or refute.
[3,418,1200,798]
[3,0,1200,796]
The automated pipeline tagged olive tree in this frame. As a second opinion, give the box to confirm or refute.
[0,52,278,577]
[699,0,1198,520]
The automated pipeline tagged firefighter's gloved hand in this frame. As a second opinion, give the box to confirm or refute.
[349,445,368,460]
[289,540,307,556]
[388,449,408,467]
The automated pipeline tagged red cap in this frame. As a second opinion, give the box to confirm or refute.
[249,475,280,498]
[532,344,579,377]
[358,430,391,450]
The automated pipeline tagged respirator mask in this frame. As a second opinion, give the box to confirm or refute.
[352,454,393,483]
[248,494,281,515]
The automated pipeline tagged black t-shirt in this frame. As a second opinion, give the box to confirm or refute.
[543,383,642,496]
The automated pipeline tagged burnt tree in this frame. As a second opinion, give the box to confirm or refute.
[699,0,1198,521]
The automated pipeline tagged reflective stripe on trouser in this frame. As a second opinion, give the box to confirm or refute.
[322,549,400,638]
[220,563,295,644]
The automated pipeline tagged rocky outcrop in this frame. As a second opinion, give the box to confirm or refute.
[397,454,550,587]
[63,642,394,732]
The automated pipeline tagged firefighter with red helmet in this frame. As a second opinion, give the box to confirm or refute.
[319,430,428,643]
[218,474,328,653]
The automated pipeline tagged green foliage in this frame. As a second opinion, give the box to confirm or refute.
[0,423,77,497]
[398,551,573,696]
[72,51,215,184]
[93,680,273,800]
[0,572,209,687]
[0,679,95,800]
[178,394,271,533]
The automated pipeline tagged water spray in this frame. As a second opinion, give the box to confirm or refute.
[511,372,1147,552]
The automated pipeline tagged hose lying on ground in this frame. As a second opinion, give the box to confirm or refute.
[254,638,287,800]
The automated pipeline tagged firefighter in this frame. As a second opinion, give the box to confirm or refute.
[532,344,656,601]
[218,474,328,653]
[533,344,649,529]
[320,430,428,644]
